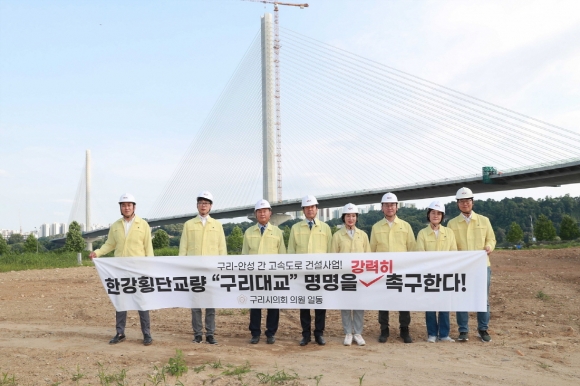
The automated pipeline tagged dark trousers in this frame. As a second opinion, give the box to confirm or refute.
[378,310,410,332]
[116,310,150,336]
[300,309,326,338]
[249,308,279,337]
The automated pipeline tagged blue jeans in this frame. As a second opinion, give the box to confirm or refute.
[425,312,450,338]
[456,266,491,332]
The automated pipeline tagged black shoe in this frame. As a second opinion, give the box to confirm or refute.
[250,335,260,344]
[299,337,310,346]
[378,329,389,343]
[478,330,492,342]
[400,327,413,344]
[206,335,218,345]
[266,336,276,344]
[143,334,153,346]
[109,333,126,344]
[193,335,203,343]
[315,336,326,346]
[457,332,469,342]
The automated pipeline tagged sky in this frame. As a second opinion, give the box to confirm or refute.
[1,0,579,231]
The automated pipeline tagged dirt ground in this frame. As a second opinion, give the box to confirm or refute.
[1,248,579,386]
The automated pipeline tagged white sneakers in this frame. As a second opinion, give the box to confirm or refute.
[344,334,353,346]
[353,334,366,346]
[427,336,455,343]
[344,334,366,346]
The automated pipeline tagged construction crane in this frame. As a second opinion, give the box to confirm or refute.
[244,1,309,202]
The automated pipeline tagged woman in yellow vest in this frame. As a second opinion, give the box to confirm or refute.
[330,203,370,346]
[416,200,457,343]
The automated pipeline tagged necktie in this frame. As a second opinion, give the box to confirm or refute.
[260,225,265,235]
[308,221,313,230]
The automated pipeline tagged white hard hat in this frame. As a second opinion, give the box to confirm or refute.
[428,200,445,214]
[301,195,319,207]
[197,191,214,203]
[255,199,271,211]
[119,193,136,204]
[456,187,474,200]
[381,192,398,203]
[342,203,359,214]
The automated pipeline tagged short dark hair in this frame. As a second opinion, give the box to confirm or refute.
[427,208,445,223]
[341,213,358,223]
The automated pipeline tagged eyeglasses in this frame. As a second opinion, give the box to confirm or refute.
[197,202,211,206]
[457,199,472,204]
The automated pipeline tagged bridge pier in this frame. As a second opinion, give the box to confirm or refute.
[270,213,291,227]
[84,237,98,252]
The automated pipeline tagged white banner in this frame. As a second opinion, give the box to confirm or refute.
[94,251,487,312]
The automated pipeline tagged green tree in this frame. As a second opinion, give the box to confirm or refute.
[534,215,557,241]
[23,233,38,253]
[559,215,580,240]
[0,235,9,255]
[152,229,170,249]
[330,225,339,235]
[227,226,243,255]
[10,243,24,254]
[8,233,23,244]
[282,225,291,248]
[506,222,524,243]
[64,221,86,252]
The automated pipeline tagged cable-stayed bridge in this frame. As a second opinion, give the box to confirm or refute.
[66,14,580,244]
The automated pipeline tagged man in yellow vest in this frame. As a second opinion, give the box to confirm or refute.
[447,187,496,343]
[89,193,154,346]
[242,199,286,344]
[179,191,227,344]
[288,195,333,346]
[370,192,416,344]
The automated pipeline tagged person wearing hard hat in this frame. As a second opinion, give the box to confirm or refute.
[89,193,155,346]
[370,192,417,344]
[330,203,370,347]
[178,191,227,345]
[447,187,496,343]
[242,199,286,344]
[288,195,333,346]
[416,201,457,343]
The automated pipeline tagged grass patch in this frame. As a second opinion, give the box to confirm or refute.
[538,362,552,370]
[256,369,299,385]
[536,290,550,301]
[193,364,206,374]
[218,309,235,316]
[0,251,93,272]
[222,362,251,376]
[166,349,188,378]
[209,359,223,369]
[69,365,86,385]
[0,370,17,386]
[152,247,179,256]
[96,362,128,386]
[239,308,249,316]
[527,241,580,250]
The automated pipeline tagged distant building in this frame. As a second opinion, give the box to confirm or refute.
[40,223,50,238]
[50,223,59,236]
[59,223,68,235]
